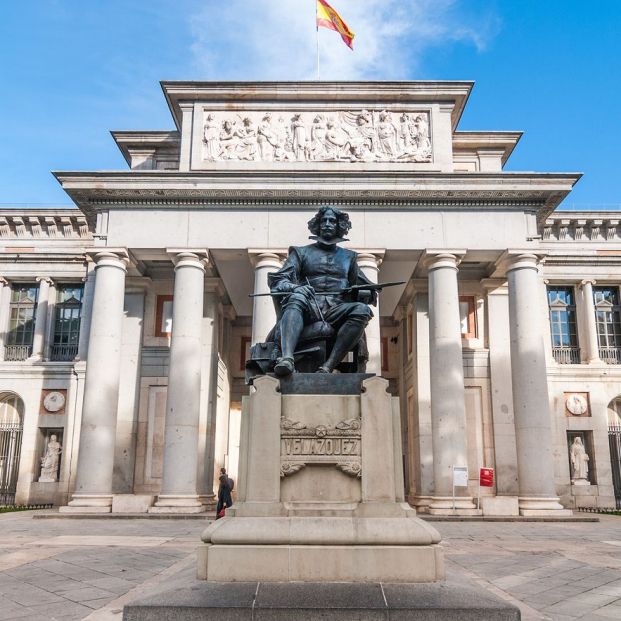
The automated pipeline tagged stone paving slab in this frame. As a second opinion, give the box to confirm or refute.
[0,510,619,620]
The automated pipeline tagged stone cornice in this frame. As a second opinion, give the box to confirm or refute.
[0,210,92,241]
[54,170,580,228]
[542,211,621,243]
[160,80,474,131]
[452,131,523,166]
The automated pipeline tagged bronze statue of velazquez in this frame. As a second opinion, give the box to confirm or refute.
[246,206,378,379]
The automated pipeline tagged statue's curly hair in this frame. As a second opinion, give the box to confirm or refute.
[307,206,352,238]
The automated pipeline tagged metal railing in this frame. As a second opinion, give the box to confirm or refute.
[4,345,32,361]
[599,347,621,364]
[0,423,23,506]
[50,344,78,362]
[552,347,581,364]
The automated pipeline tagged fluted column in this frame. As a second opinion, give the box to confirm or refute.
[580,279,600,364]
[426,252,476,514]
[30,277,52,360]
[249,251,283,345]
[0,278,11,360]
[61,250,128,512]
[506,253,569,515]
[152,250,207,513]
[357,251,384,375]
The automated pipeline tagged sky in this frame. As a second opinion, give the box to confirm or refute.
[0,0,618,209]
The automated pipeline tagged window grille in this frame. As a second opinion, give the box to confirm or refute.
[547,286,579,364]
[5,284,38,361]
[51,285,83,361]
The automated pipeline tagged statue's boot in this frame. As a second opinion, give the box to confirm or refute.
[274,356,295,376]
[318,319,367,373]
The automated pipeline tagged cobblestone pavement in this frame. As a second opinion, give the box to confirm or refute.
[0,511,619,620]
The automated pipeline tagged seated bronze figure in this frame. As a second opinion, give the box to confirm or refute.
[246,206,378,380]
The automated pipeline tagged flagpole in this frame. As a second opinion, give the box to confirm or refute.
[316,6,320,81]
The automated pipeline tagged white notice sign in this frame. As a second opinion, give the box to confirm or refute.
[452,466,469,487]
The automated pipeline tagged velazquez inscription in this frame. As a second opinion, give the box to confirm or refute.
[280,416,362,478]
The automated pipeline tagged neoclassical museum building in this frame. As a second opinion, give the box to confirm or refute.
[1,80,620,515]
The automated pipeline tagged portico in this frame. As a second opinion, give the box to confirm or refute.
[35,80,593,516]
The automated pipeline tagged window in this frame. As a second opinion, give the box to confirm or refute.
[5,284,38,361]
[51,285,83,361]
[155,295,173,337]
[594,286,621,363]
[547,286,579,364]
[459,296,476,339]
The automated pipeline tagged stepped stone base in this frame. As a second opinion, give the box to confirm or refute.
[123,580,521,621]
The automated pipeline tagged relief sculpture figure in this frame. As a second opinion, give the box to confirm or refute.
[203,110,433,164]
[202,114,220,161]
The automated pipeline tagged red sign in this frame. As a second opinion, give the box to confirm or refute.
[479,467,494,487]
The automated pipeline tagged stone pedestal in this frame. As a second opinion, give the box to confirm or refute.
[198,375,444,583]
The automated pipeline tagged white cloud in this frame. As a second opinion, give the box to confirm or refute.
[189,0,499,80]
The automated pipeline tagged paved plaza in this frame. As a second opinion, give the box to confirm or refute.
[0,512,619,620]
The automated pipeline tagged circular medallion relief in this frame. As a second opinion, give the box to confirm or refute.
[566,394,588,416]
[43,391,65,413]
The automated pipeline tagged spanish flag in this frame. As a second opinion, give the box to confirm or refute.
[316,0,355,50]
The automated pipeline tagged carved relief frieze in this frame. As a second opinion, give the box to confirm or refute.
[280,416,362,478]
[201,110,432,164]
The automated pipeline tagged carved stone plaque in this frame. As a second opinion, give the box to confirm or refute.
[201,109,432,164]
[280,416,362,478]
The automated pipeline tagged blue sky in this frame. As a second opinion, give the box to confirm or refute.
[0,0,618,209]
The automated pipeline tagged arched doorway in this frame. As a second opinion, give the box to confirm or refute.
[0,392,24,505]
[607,396,621,509]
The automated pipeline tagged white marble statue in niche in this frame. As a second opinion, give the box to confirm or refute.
[201,109,433,163]
[39,434,62,482]
[570,436,590,485]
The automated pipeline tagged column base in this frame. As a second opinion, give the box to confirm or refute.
[149,494,207,514]
[409,495,433,513]
[427,496,482,516]
[59,494,112,513]
[518,496,572,517]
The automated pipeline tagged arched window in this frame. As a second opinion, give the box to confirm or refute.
[0,392,24,505]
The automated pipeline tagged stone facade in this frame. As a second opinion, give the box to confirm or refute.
[0,81,618,513]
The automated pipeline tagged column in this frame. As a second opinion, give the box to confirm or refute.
[506,253,570,515]
[357,251,384,375]
[151,251,207,512]
[30,277,52,360]
[0,278,11,360]
[580,279,600,363]
[426,252,477,514]
[249,251,283,345]
[43,281,57,361]
[76,265,96,361]
[61,250,128,512]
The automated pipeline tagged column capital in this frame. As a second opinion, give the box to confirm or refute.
[248,249,286,269]
[422,250,466,271]
[580,279,597,288]
[494,250,548,276]
[167,249,209,272]
[36,276,54,285]
[87,248,130,272]
[0,277,10,287]
[355,249,385,268]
